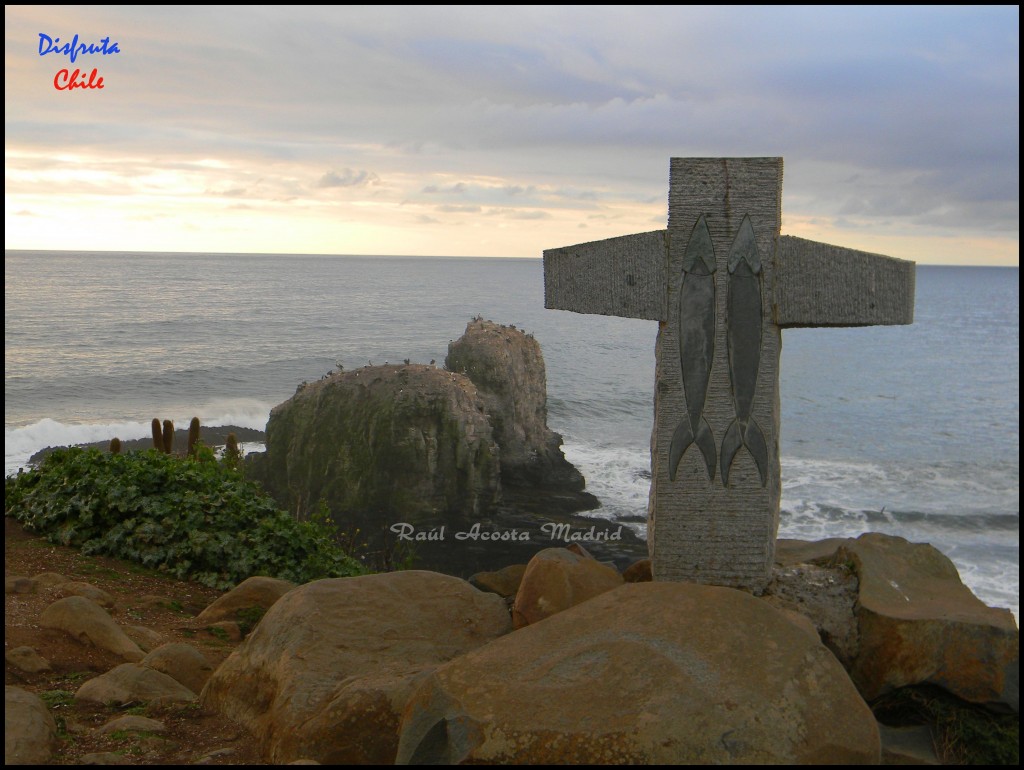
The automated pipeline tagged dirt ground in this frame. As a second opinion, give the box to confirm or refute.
[5,517,264,765]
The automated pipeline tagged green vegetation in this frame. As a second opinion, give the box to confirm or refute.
[39,690,75,709]
[873,685,1019,765]
[235,605,266,635]
[5,446,368,590]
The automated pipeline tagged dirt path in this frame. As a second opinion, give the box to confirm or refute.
[5,518,263,764]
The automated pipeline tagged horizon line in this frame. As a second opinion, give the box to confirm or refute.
[3,247,1018,269]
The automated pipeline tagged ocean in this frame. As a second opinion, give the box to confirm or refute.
[5,250,1019,620]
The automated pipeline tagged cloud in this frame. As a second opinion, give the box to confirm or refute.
[2,5,1018,262]
[315,169,380,188]
[437,204,482,214]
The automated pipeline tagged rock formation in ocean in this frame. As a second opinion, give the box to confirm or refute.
[445,318,586,495]
[252,319,605,572]
[258,363,501,540]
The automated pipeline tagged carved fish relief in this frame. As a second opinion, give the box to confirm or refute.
[721,215,769,487]
[669,215,717,482]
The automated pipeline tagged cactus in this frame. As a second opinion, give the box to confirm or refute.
[162,419,174,454]
[187,417,201,457]
[152,418,163,451]
[109,437,122,455]
[224,432,242,470]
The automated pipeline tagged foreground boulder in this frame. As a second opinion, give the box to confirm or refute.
[193,575,296,626]
[260,364,500,533]
[141,644,215,695]
[75,663,197,706]
[836,533,1019,711]
[5,686,59,765]
[39,595,144,661]
[396,582,880,764]
[201,571,511,764]
[512,547,623,628]
[445,318,588,499]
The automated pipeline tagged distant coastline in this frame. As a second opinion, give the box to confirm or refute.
[27,425,266,466]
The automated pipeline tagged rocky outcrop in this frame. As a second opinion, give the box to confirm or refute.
[260,364,501,538]
[445,319,591,502]
[396,582,881,764]
[835,533,1019,711]
[200,571,512,765]
[769,533,1019,713]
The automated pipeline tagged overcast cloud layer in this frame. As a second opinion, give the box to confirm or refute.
[4,5,1019,263]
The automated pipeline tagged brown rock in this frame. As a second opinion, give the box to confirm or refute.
[878,723,940,765]
[5,686,59,765]
[122,624,165,652]
[836,533,1019,711]
[5,646,52,674]
[564,542,593,559]
[39,595,144,661]
[396,583,880,764]
[512,547,623,628]
[97,715,168,735]
[194,575,296,626]
[56,581,116,608]
[31,571,68,587]
[622,558,652,583]
[75,663,197,706]
[207,620,243,642]
[468,564,527,598]
[201,571,511,764]
[142,643,215,695]
[5,575,37,594]
[765,559,860,666]
[775,537,849,566]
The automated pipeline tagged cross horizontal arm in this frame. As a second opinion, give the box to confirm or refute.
[544,230,667,321]
[544,230,916,329]
[774,236,915,327]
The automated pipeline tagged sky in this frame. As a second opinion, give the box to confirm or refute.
[4,5,1019,265]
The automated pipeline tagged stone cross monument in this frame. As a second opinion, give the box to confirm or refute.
[544,158,915,591]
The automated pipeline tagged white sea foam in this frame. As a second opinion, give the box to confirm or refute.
[5,403,272,477]
[561,439,650,538]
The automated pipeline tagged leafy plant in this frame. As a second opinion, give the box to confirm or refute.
[5,447,367,589]
[40,690,75,709]
[873,685,1019,765]
[236,605,266,634]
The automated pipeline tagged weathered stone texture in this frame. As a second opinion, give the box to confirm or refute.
[543,157,916,593]
[5,686,59,765]
[75,663,198,706]
[39,595,144,661]
[262,364,501,527]
[141,643,216,696]
[193,575,296,626]
[200,571,511,765]
[544,230,667,320]
[511,547,624,628]
[445,318,583,491]
[837,533,1019,711]
[650,157,784,590]
[776,236,916,327]
[396,582,880,764]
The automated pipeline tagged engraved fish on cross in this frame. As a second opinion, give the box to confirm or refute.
[668,215,717,482]
[721,215,769,487]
